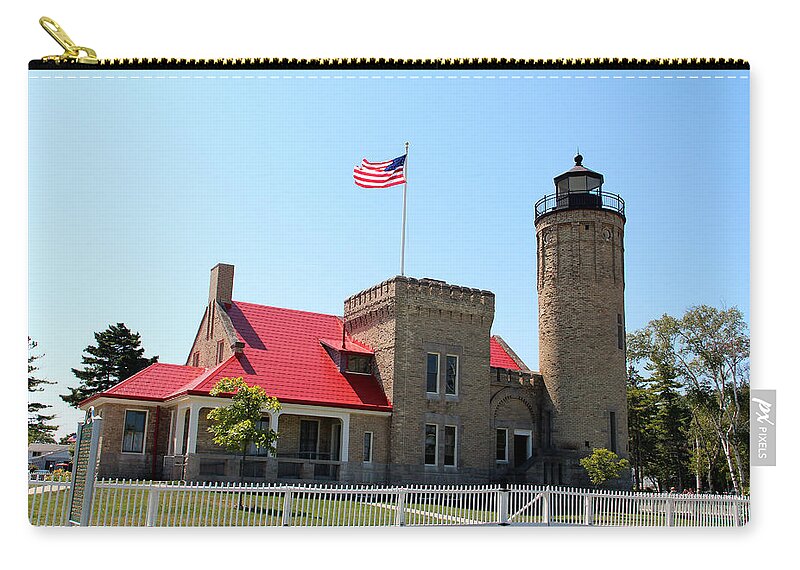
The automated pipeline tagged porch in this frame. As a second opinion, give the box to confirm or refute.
[163,399,352,483]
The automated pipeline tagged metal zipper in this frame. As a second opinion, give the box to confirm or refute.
[31,17,749,70]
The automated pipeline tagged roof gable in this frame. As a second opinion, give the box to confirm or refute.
[490,337,523,370]
[190,302,391,410]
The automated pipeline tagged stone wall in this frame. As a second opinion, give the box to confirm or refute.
[94,402,170,480]
[344,413,391,483]
[344,276,496,483]
[185,302,239,368]
[535,208,630,475]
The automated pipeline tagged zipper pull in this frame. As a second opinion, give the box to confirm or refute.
[39,16,98,64]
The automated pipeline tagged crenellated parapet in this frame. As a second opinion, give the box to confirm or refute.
[344,275,495,332]
[490,367,541,388]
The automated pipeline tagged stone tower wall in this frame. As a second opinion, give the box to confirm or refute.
[344,276,496,483]
[535,208,629,460]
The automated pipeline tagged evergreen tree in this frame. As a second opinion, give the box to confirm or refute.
[628,321,692,492]
[625,362,658,490]
[651,373,691,491]
[58,433,76,445]
[28,337,58,444]
[58,432,77,460]
[61,323,158,407]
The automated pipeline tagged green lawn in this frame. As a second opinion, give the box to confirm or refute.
[28,484,744,527]
[29,486,498,527]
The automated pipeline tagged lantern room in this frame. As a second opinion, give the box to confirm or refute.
[534,154,625,221]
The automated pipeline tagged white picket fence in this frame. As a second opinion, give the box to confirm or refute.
[28,478,750,527]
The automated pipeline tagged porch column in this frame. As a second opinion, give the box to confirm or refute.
[269,411,281,457]
[167,409,176,455]
[185,403,201,455]
[339,413,350,463]
[174,405,188,454]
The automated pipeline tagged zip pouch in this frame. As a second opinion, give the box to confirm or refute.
[28,17,750,527]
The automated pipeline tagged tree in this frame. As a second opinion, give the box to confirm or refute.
[59,432,77,458]
[673,306,749,494]
[58,433,76,445]
[629,323,691,491]
[580,448,630,488]
[61,323,158,407]
[625,364,658,490]
[626,306,749,494]
[207,377,281,488]
[28,338,57,444]
[686,388,722,493]
[650,373,691,491]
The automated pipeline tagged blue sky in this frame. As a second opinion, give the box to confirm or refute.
[29,69,749,437]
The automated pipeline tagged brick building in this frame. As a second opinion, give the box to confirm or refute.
[80,155,630,487]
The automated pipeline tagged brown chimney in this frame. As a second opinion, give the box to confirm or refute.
[209,263,235,306]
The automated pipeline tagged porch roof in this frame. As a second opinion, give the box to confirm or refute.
[81,362,206,404]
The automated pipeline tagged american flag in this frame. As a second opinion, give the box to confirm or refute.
[353,155,407,188]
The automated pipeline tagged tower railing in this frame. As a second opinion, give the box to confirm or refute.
[534,189,625,221]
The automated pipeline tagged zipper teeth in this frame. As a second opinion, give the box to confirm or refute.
[31,57,750,69]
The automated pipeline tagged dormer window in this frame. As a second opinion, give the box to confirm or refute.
[345,354,372,374]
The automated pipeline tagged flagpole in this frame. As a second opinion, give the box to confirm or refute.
[400,141,409,276]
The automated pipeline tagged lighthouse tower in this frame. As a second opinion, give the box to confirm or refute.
[534,154,630,480]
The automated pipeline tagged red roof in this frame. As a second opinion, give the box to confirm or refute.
[185,302,391,411]
[490,337,522,370]
[84,300,523,410]
[93,363,205,402]
[319,338,373,355]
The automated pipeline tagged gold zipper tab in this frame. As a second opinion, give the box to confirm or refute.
[31,17,747,70]
[39,16,98,65]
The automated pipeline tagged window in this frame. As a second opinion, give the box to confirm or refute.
[513,429,532,467]
[496,428,508,462]
[363,432,373,463]
[247,417,271,456]
[299,420,319,459]
[424,424,438,466]
[426,353,439,393]
[445,355,458,395]
[122,410,147,453]
[444,425,457,467]
[216,340,225,363]
[617,314,625,350]
[543,411,552,449]
[346,355,371,374]
[191,352,200,367]
[609,411,617,453]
